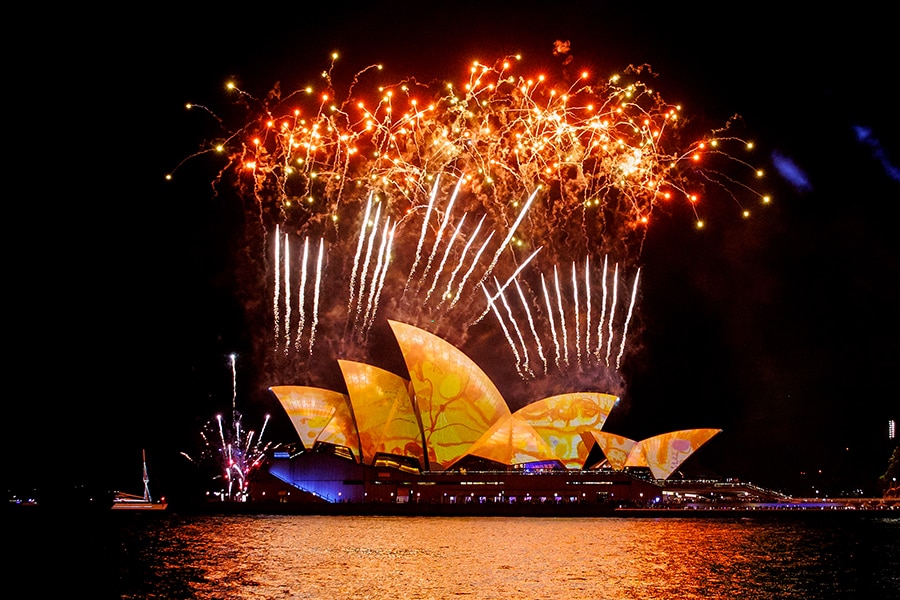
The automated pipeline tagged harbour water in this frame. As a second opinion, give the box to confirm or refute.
[9,510,900,599]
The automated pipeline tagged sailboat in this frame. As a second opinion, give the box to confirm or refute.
[111,449,168,511]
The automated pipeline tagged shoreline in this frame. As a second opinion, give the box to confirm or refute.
[9,499,898,519]
[141,501,900,519]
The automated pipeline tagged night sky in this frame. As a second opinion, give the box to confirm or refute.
[9,5,897,503]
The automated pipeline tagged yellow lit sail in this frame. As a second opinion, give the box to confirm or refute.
[584,431,638,471]
[269,386,348,450]
[388,319,510,470]
[636,429,721,479]
[271,322,718,480]
[338,360,425,468]
[516,392,618,468]
[461,414,559,467]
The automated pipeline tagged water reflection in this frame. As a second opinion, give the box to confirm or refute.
[102,515,900,599]
[12,512,900,599]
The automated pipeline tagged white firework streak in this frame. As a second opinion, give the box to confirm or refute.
[473,188,538,294]
[309,238,325,355]
[362,218,393,335]
[230,353,237,410]
[483,283,525,379]
[365,222,397,335]
[362,218,391,329]
[571,261,581,367]
[417,176,463,294]
[217,414,227,452]
[439,214,486,309]
[405,177,439,293]
[584,256,591,362]
[472,247,543,325]
[348,192,374,313]
[448,229,495,310]
[542,273,562,370]
[495,277,533,378]
[515,278,548,375]
[616,268,641,370]
[294,237,310,353]
[595,255,609,358]
[604,263,619,366]
[257,414,270,452]
[283,234,291,356]
[353,201,383,331]
[425,212,467,304]
[273,225,281,353]
[554,265,569,368]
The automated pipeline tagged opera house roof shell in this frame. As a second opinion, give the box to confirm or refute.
[270,320,719,480]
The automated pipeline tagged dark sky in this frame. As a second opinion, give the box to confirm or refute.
[10,5,897,501]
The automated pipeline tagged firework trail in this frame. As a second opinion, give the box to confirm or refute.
[583,257,591,365]
[473,188,538,295]
[554,265,569,369]
[416,176,463,294]
[190,410,272,501]
[405,179,439,294]
[349,193,374,314]
[483,282,526,379]
[229,353,237,410]
[362,218,394,334]
[438,214,486,309]
[541,273,561,371]
[182,355,275,500]
[473,246,543,325]
[258,413,271,448]
[596,255,609,357]
[273,227,281,353]
[217,413,227,450]
[572,262,581,367]
[283,234,290,355]
[293,237,310,353]
[496,278,534,378]
[425,212,467,304]
[617,268,641,369]
[604,263,619,365]
[515,278,548,374]
[352,201,383,331]
[448,229,495,310]
[309,238,324,354]
[364,221,396,334]
[174,48,769,396]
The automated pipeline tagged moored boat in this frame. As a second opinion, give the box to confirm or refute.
[111,449,168,512]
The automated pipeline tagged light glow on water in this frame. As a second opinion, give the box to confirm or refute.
[104,515,900,599]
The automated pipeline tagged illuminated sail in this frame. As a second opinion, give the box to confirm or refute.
[271,322,719,481]
[338,360,425,468]
[516,392,618,468]
[635,429,721,480]
[461,414,559,467]
[388,319,510,470]
[584,431,638,471]
[269,385,360,459]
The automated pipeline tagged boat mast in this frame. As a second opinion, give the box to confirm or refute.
[142,448,151,503]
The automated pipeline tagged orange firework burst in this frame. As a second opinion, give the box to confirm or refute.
[174,50,770,392]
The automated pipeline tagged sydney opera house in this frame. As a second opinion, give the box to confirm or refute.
[258,320,724,511]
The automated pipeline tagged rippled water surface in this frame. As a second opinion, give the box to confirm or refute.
[11,511,900,599]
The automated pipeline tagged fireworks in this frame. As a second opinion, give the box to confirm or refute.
[176,48,770,398]
[192,410,272,501]
[182,354,273,500]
